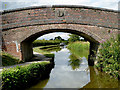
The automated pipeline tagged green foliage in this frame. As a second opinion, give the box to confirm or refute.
[33,46,55,58]
[33,40,61,47]
[33,47,50,54]
[2,52,23,66]
[39,45,59,49]
[96,35,120,79]
[68,54,82,70]
[67,41,90,70]
[67,41,90,52]
[68,34,80,43]
[62,40,69,45]
[54,36,64,41]
[39,45,62,52]
[1,61,52,90]
[44,54,55,58]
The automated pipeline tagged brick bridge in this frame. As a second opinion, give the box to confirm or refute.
[1,5,119,65]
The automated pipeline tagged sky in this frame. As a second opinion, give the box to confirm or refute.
[0,0,119,40]
[0,0,120,10]
[38,32,70,40]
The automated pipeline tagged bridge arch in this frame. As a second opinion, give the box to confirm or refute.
[15,24,100,66]
[1,5,119,66]
[20,24,101,43]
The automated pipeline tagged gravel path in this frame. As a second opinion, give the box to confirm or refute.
[0,52,51,72]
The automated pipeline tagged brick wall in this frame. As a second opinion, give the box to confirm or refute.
[1,5,118,30]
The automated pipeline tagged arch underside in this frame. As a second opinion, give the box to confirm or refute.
[17,24,102,64]
[20,24,102,43]
[3,23,118,62]
[3,23,118,65]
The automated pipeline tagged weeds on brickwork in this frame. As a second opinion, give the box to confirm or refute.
[95,35,120,79]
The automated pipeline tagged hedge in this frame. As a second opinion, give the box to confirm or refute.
[33,40,61,47]
[0,61,54,90]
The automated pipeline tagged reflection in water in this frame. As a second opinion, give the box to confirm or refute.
[28,46,118,89]
[34,79,49,88]
[68,54,82,70]
[83,66,118,88]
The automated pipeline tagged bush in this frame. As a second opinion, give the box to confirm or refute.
[1,61,53,90]
[95,35,120,79]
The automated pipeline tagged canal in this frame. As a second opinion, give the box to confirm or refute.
[28,45,118,89]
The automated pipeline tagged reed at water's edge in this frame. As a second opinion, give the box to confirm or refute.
[67,41,90,58]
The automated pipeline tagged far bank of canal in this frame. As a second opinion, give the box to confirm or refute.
[28,45,118,89]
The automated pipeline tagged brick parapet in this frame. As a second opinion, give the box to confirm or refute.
[1,5,118,30]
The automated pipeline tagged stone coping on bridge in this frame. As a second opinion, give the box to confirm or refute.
[1,5,119,14]
[1,5,119,30]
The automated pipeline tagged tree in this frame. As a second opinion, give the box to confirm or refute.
[68,34,80,43]
[50,38,53,40]
[54,36,64,41]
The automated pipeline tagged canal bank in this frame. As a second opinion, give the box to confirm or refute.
[0,52,54,90]
[1,42,119,89]
[28,45,118,89]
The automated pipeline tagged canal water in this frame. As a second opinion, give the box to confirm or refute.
[28,46,118,89]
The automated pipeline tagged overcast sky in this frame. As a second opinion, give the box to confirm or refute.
[0,0,119,10]
[0,0,119,40]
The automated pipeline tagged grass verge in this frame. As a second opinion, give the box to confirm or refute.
[33,46,54,58]
[2,52,23,66]
[67,41,90,70]
[67,41,90,51]
[67,41,90,58]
